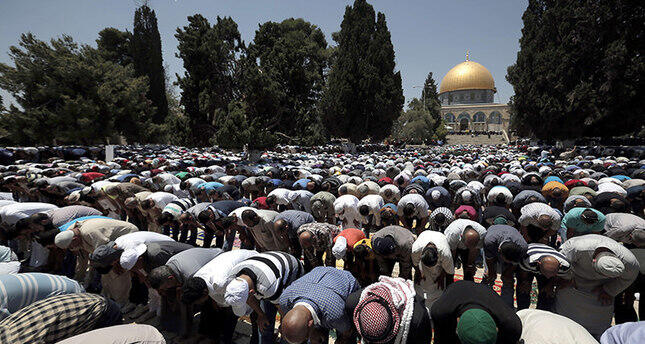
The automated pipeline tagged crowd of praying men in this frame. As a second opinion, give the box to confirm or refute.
[0,143,643,344]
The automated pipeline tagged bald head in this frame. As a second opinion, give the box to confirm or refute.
[273,219,288,233]
[462,227,480,249]
[281,305,313,344]
[538,255,560,279]
[299,230,313,249]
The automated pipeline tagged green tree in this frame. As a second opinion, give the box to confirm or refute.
[242,18,328,146]
[421,72,443,134]
[0,33,153,145]
[391,98,438,144]
[96,27,132,66]
[162,86,190,146]
[507,0,645,139]
[322,0,403,143]
[175,15,243,146]
[132,5,168,124]
[215,100,251,149]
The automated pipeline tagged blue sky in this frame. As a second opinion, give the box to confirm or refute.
[0,0,528,108]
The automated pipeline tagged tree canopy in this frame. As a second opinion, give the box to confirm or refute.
[242,18,329,147]
[507,0,645,139]
[391,98,443,144]
[132,5,168,124]
[0,34,153,145]
[322,0,404,143]
[421,72,445,137]
[175,15,243,147]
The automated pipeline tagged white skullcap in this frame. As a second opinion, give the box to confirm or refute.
[431,190,441,201]
[119,243,147,271]
[55,230,75,249]
[225,277,250,316]
[593,251,625,278]
[332,236,348,259]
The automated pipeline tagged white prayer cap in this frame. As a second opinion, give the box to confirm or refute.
[55,230,75,249]
[119,243,147,271]
[593,251,625,278]
[225,277,250,316]
[332,236,348,259]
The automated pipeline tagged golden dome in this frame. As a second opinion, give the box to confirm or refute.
[439,60,496,94]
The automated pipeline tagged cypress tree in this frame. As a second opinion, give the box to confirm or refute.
[132,5,168,124]
[507,0,644,139]
[322,0,403,143]
[421,72,443,133]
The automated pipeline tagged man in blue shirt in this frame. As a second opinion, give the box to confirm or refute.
[0,272,84,320]
[279,266,359,344]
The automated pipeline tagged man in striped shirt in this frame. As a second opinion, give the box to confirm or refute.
[224,251,304,344]
[0,272,84,320]
[158,198,198,243]
[518,243,572,310]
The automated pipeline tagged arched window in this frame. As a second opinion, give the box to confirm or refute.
[473,112,486,123]
[444,113,455,123]
[456,112,471,122]
[488,111,502,124]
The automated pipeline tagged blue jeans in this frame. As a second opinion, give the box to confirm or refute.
[258,300,283,344]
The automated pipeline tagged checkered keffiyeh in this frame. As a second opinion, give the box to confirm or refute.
[354,276,415,344]
[0,293,107,344]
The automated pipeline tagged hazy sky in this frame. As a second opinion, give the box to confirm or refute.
[0,0,528,108]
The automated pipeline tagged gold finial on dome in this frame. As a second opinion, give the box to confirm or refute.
[466,50,470,61]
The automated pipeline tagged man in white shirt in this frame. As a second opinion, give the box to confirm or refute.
[357,194,384,234]
[411,230,454,313]
[334,194,361,229]
[397,193,429,233]
[181,249,258,343]
[444,219,486,281]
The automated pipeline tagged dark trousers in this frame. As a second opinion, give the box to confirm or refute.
[129,274,148,305]
[615,273,644,323]
[518,271,555,311]
[200,303,238,343]
[95,298,124,328]
[202,231,214,248]
[455,248,476,281]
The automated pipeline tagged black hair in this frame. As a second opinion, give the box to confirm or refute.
[197,210,211,225]
[14,218,32,233]
[266,195,276,205]
[35,228,59,246]
[219,216,236,229]
[148,266,174,290]
[403,203,415,217]
[495,193,507,205]
[581,209,599,224]
[434,213,446,225]
[421,246,439,267]
[140,199,153,210]
[181,277,208,304]
[159,212,175,225]
[500,242,525,263]
[241,209,259,224]
[353,244,369,259]
[526,224,545,243]
[358,205,370,216]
